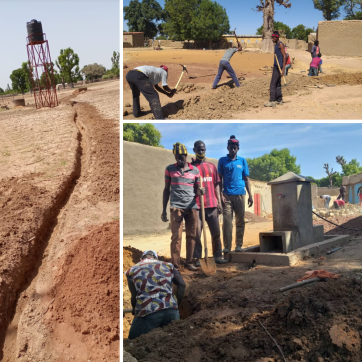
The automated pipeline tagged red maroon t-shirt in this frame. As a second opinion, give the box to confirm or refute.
[191,160,220,208]
[335,200,345,207]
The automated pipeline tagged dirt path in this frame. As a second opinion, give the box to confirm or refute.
[123,48,362,120]
[0,81,120,361]
[124,214,362,361]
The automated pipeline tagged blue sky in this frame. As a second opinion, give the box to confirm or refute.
[123,0,348,35]
[0,0,119,90]
[153,123,362,179]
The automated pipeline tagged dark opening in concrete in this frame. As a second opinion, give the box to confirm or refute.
[261,235,283,253]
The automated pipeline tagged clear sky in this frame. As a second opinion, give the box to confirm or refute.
[153,123,362,179]
[123,0,348,35]
[0,0,119,90]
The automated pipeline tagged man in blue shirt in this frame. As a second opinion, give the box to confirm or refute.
[218,135,253,252]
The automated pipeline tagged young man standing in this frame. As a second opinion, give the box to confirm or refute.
[125,250,186,339]
[337,184,347,201]
[265,31,286,107]
[218,136,253,253]
[125,65,176,120]
[162,143,204,271]
[211,37,242,89]
[191,140,229,266]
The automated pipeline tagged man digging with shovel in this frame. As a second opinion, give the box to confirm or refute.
[191,141,229,271]
[265,31,286,107]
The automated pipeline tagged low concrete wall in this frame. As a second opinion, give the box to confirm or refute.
[317,20,362,56]
[123,141,272,236]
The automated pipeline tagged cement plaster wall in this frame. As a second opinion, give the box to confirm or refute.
[317,20,362,56]
[343,171,362,204]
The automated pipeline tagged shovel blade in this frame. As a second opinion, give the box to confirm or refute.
[200,258,217,276]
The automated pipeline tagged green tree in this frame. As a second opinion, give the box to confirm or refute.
[313,0,345,20]
[341,158,362,176]
[190,0,230,48]
[256,21,293,38]
[256,0,292,53]
[0,88,4,94]
[111,51,120,76]
[10,68,28,94]
[21,61,34,94]
[163,0,200,41]
[292,24,314,41]
[344,0,362,19]
[124,0,165,39]
[246,148,301,182]
[81,63,106,81]
[55,48,81,88]
[123,123,163,147]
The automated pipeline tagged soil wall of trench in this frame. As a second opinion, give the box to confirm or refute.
[0,86,120,361]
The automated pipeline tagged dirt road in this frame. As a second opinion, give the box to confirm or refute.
[123,48,362,120]
[0,80,120,361]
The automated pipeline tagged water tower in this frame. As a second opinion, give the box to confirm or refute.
[26,19,58,109]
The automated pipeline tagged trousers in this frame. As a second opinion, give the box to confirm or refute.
[193,207,222,259]
[128,308,180,340]
[270,66,282,102]
[212,60,240,88]
[222,194,246,250]
[125,70,164,120]
[170,208,198,267]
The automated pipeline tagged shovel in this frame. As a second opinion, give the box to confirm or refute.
[274,54,293,88]
[199,177,217,276]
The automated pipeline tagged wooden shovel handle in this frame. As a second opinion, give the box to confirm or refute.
[199,176,208,259]
[175,70,185,89]
[274,54,287,85]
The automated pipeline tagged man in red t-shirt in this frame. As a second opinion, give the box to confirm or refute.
[191,140,229,265]
[334,199,345,209]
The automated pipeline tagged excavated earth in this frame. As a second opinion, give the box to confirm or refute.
[124,214,362,362]
[0,80,120,361]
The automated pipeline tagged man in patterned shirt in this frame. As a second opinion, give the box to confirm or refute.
[162,142,204,271]
[191,140,229,266]
[125,250,186,340]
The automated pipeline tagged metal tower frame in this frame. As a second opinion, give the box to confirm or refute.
[26,33,58,109]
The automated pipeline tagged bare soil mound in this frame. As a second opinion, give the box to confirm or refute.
[166,73,362,119]
[314,214,362,238]
[245,211,269,223]
[49,221,120,361]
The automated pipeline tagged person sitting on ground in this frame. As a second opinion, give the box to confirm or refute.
[308,53,322,77]
[162,142,205,271]
[284,47,292,75]
[125,250,186,340]
[211,36,242,90]
[334,199,345,210]
[320,195,331,209]
[125,65,176,120]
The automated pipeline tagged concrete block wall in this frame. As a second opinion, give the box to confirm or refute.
[317,20,362,56]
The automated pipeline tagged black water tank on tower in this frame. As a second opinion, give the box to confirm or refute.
[27,19,44,42]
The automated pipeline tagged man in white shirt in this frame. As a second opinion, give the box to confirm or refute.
[126,65,176,120]
[320,195,331,209]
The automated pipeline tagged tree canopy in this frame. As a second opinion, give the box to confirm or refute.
[246,148,301,182]
[313,0,345,20]
[344,0,362,19]
[10,68,28,94]
[256,21,293,38]
[0,88,4,94]
[81,63,106,80]
[124,0,165,39]
[55,48,81,88]
[111,51,120,76]
[291,24,314,41]
[123,123,163,147]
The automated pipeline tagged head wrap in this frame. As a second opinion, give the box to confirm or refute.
[173,142,187,155]
[227,135,239,147]
[272,31,280,38]
[141,250,158,260]
[160,65,168,72]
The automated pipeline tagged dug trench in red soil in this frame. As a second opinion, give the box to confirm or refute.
[124,223,362,361]
[1,99,119,361]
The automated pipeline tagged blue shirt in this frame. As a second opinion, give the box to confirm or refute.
[218,155,249,195]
